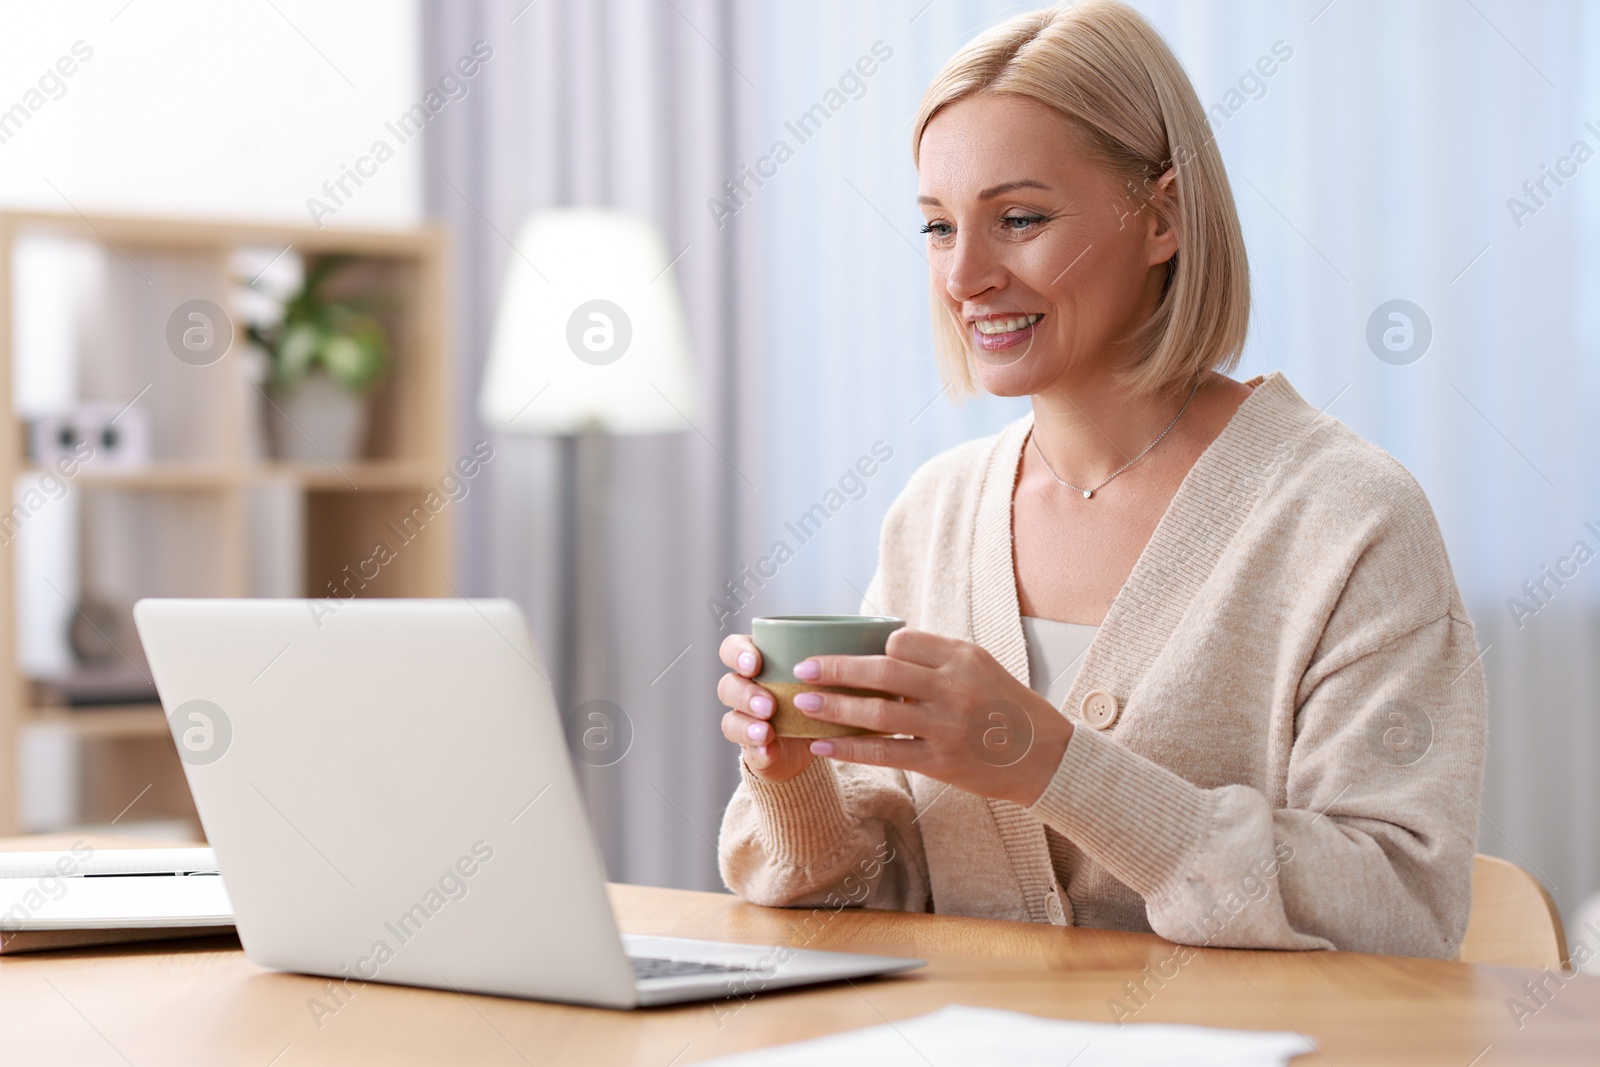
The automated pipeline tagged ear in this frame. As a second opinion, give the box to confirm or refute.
[1145,166,1180,267]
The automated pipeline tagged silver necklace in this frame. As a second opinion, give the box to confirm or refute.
[1029,380,1201,499]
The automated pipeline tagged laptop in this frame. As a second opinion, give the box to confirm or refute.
[132,598,922,1009]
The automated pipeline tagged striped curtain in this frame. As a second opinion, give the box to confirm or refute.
[421,0,760,888]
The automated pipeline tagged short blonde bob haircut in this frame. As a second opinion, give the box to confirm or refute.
[912,0,1249,399]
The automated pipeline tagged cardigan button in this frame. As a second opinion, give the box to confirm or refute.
[1081,689,1119,729]
[1045,888,1068,925]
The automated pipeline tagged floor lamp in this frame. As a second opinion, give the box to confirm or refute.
[478,208,696,864]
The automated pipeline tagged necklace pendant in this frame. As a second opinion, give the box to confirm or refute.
[1082,489,1093,499]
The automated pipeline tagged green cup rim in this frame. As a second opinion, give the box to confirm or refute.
[752,614,904,626]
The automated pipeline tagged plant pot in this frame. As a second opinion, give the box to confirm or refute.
[266,372,368,463]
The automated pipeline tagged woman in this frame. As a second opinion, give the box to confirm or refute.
[715,0,1486,958]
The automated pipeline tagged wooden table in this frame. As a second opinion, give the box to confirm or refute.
[2,838,1596,1065]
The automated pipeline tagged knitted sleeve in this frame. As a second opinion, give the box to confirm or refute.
[717,752,931,913]
[716,559,933,913]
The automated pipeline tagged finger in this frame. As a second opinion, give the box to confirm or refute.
[719,634,763,677]
[716,672,777,719]
[884,627,968,668]
[742,736,813,781]
[740,739,774,771]
[810,733,929,772]
[721,708,782,748]
[793,652,942,703]
[793,689,927,737]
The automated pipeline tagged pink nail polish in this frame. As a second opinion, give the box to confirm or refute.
[738,652,757,674]
[749,694,774,717]
[747,722,767,742]
[810,740,834,757]
[794,692,823,713]
[793,659,821,681]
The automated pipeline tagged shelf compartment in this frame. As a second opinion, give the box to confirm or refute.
[24,705,169,739]
[25,460,445,492]
[253,460,443,490]
[25,464,236,490]
[303,487,451,600]
[1,208,451,836]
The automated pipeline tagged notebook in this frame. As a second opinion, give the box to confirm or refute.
[0,843,234,953]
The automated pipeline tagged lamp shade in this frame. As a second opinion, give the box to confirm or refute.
[479,208,696,434]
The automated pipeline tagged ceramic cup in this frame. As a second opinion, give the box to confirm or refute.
[751,614,906,738]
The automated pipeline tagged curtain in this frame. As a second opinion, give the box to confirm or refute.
[425,0,1600,922]
[421,0,762,888]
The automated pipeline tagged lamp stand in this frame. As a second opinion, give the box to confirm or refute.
[566,418,616,870]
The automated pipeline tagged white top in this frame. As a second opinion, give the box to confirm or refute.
[1021,615,1104,908]
[1019,616,1099,710]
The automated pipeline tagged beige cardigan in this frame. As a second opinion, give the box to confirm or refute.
[718,372,1488,959]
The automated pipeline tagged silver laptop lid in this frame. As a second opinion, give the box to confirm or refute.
[133,598,639,1008]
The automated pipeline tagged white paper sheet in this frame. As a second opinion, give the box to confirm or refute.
[696,1005,1314,1067]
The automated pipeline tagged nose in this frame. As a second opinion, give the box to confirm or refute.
[940,231,1007,305]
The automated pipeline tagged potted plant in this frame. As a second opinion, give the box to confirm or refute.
[245,255,390,463]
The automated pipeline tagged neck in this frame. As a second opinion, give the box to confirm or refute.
[1028,368,1200,487]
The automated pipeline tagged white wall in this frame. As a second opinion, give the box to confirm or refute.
[4,0,420,829]
[0,0,420,225]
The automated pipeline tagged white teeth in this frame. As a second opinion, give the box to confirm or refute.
[974,313,1042,335]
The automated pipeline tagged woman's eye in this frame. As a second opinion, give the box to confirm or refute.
[1003,214,1048,231]
[919,221,953,239]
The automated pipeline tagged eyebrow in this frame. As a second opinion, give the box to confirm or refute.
[917,179,1054,206]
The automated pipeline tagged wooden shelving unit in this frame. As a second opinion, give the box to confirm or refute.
[0,210,452,834]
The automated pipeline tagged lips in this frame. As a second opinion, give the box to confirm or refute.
[969,313,1043,352]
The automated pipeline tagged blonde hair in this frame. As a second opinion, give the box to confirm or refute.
[911,0,1249,398]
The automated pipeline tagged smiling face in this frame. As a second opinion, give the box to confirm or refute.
[916,92,1179,397]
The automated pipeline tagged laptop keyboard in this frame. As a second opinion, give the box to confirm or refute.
[630,956,753,981]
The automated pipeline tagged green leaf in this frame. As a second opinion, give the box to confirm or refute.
[278,322,321,385]
[241,254,392,393]
[319,335,363,387]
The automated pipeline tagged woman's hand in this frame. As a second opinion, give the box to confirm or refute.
[790,629,1071,807]
[717,634,816,783]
